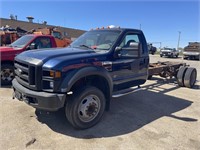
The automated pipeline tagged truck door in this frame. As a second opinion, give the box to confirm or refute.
[111,32,149,91]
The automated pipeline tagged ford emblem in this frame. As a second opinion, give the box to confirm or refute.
[18,68,22,73]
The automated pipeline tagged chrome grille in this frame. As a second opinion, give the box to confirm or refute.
[14,60,40,90]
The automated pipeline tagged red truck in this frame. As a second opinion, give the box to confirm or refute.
[0,34,59,85]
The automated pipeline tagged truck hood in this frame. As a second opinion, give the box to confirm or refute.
[0,46,22,52]
[0,46,24,61]
[15,47,103,69]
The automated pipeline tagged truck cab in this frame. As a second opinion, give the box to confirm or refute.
[12,27,149,129]
[0,34,57,85]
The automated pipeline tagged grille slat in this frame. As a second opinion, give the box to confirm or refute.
[14,63,28,73]
[15,69,29,81]
[15,76,29,87]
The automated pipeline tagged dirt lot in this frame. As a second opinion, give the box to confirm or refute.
[0,55,200,150]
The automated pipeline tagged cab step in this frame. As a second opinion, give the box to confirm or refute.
[112,85,142,98]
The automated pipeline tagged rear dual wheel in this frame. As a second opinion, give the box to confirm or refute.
[177,66,197,88]
[177,66,187,87]
[184,68,197,88]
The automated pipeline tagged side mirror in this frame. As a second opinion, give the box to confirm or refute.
[115,42,140,58]
[28,43,37,50]
[129,42,139,49]
[27,43,36,50]
[115,46,122,52]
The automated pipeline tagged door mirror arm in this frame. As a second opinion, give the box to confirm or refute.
[115,46,122,57]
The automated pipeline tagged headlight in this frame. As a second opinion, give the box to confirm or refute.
[50,81,54,89]
[43,70,62,91]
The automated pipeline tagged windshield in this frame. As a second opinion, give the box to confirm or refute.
[70,30,121,51]
[162,48,174,51]
[10,35,34,48]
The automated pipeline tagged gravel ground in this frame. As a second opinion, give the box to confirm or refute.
[0,55,199,150]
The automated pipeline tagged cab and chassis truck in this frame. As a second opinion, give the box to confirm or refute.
[12,28,197,129]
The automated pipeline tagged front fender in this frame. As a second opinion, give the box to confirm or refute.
[60,66,113,95]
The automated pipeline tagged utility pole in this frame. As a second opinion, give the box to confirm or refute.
[177,31,181,50]
[139,24,141,30]
[159,42,162,49]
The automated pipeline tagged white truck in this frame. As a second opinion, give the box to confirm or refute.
[183,42,200,60]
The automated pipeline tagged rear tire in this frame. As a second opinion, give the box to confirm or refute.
[184,67,197,88]
[177,66,188,87]
[65,86,106,129]
[1,64,14,86]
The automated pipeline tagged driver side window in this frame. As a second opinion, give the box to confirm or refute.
[26,37,52,50]
[118,33,140,57]
[119,34,139,48]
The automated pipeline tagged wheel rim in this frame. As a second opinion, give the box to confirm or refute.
[78,94,101,122]
[1,68,14,82]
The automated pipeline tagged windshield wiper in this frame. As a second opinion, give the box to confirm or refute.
[79,44,93,50]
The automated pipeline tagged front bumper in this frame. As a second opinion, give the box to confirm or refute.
[12,79,66,111]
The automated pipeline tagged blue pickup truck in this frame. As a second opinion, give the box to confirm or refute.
[12,27,197,129]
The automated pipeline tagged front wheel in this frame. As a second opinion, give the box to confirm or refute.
[65,86,106,129]
[1,64,14,86]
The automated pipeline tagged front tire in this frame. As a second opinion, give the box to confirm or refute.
[65,86,106,129]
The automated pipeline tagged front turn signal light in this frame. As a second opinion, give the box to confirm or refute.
[50,70,61,78]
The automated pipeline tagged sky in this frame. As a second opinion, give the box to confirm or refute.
[0,0,199,48]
